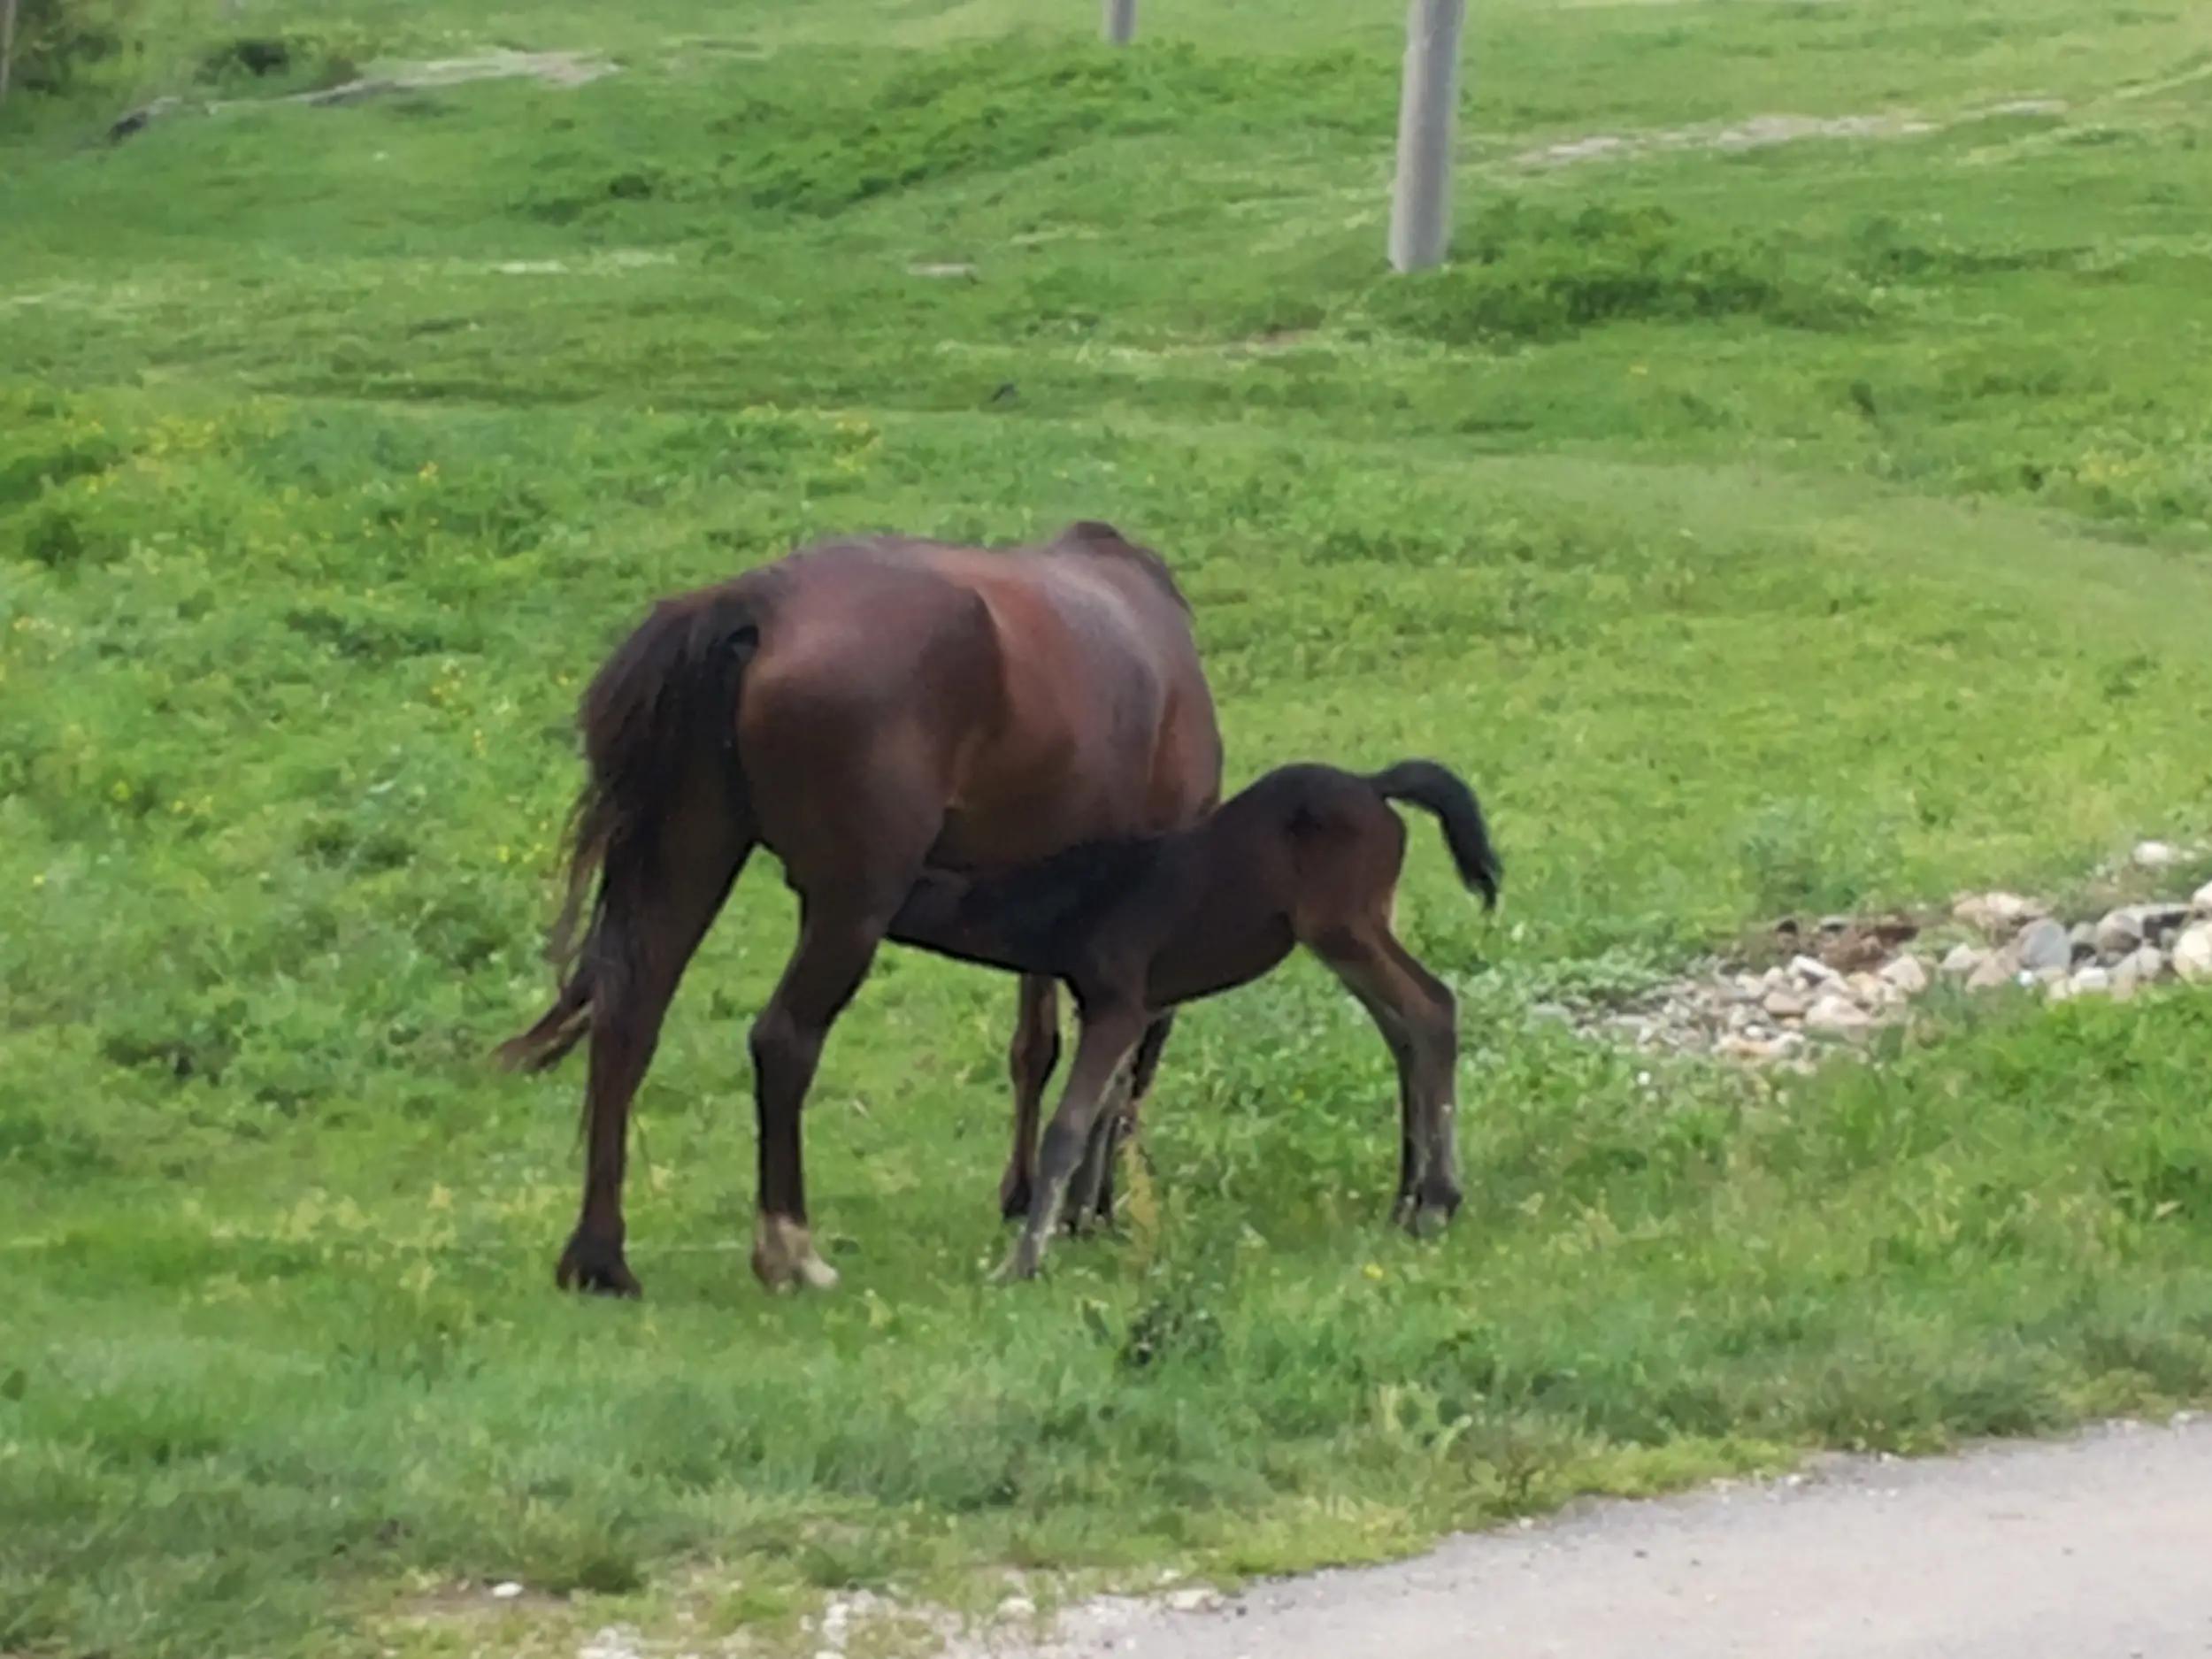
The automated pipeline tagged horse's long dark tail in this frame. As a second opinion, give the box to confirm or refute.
[1369,760,1502,910]
[498,584,764,1074]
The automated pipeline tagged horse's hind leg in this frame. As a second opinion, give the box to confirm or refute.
[561,821,751,1297]
[1000,975,1061,1220]
[747,890,906,1293]
[1310,922,1461,1235]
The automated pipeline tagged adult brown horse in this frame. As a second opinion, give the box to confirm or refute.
[501,522,1223,1294]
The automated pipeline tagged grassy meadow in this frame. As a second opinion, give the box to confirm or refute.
[4,0,2212,1652]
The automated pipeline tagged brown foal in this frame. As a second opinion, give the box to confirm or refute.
[889,759,1502,1279]
[503,523,1221,1295]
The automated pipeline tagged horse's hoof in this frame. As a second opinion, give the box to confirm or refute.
[750,1214,841,1293]
[555,1236,642,1298]
[991,1240,1044,1283]
[998,1171,1033,1223]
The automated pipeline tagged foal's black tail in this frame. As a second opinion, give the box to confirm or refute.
[498,581,764,1074]
[1369,760,1502,910]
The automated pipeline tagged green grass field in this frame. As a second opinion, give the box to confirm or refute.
[5,1,2212,1653]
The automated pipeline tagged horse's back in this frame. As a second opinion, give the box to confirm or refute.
[928,526,1221,856]
[733,526,1220,871]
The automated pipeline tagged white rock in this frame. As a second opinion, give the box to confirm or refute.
[2093,908,2145,956]
[2047,976,2075,1004]
[2132,839,2179,869]
[490,1582,524,1601]
[2175,924,2212,985]
[1952,891,2043,934]
[1805,993,1872,1034]
[2194,879,2212,919]
[2070,965,2111,996]
[1763,988,1809,1019]
[996,1596,1037,1622]
[1965,950,2016,992]
[2131,945,2167,982]
[1847,971,1902,1010]
[1939,943,1985,977]
[1165,1588,1223,1613]
[1789,954,1840,986]
[1878,955,1931,995]
[2014,918,2072,973]
[2110,955,2141,1001]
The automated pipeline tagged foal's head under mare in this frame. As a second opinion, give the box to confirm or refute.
[890,758,1501,1279]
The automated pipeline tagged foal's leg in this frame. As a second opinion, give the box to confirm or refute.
[1324,967,1423,1226]
[1066,1010,1174,1232]
[560,825,750,1297]
[1064,1067,1133,1237]
[1000,974,1060,1219]
[1311,925,1461,1234]
[1380,932,1462,1224]
[1000,1001,1148,1280]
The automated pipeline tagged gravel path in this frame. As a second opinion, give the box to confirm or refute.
[970,1417,2212,1658]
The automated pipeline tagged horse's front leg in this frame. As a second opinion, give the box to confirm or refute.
[999,1001,1148,1281]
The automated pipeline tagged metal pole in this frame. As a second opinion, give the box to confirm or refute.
[0,0,20,104]
[1388,0,1468,273]
[1102,0,1137,46]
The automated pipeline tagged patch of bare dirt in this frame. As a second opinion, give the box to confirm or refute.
[1513,98,2064,169]
[109,50,615,142]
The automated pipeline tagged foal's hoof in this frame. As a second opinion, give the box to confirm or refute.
[1402,1184,1462,1240]
[555,1235,642,1298]
[750,1215,841,1293]
[991,1239,1045,1284]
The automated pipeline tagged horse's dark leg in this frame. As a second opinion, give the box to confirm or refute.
[1379,932,1462,1230]
[560,832,752,1297]
[748,893,900,1292]
[1311,926,1459,1234]
[1066,1010,1173,1232]
[1000,975,1060,1220]
[1000,1000,1148,1281]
